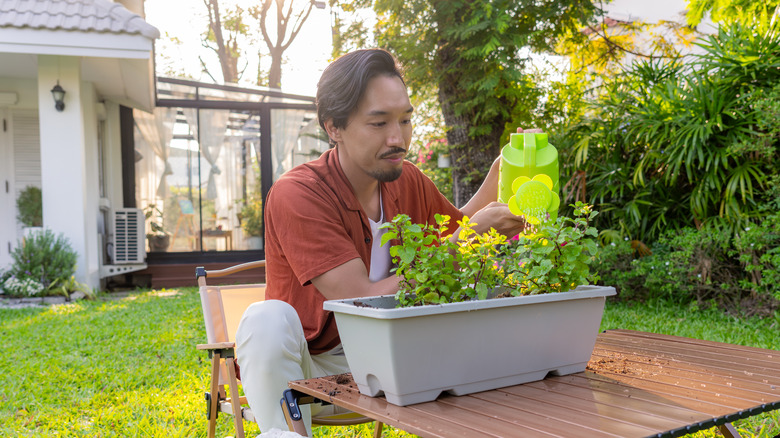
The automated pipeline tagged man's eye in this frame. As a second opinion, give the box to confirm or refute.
[370,122,386,127]
[401,119,412,125]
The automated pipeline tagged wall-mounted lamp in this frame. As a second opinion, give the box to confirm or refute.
[51,82,66,112]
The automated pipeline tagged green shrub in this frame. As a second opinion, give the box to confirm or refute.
[731,213,780,302]
[16,185,42,227]
[595,224,780,311]
[560,22,780,245]
[646,228,737,304]
[4,229,78,297]
[594,238,643,299]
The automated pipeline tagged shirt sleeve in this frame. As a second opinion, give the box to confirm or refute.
[265,176,362,287]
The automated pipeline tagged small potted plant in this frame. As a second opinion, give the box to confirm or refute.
[16,185,43,236]
[323,203,616,406]
[239,193,263,250]
[144,204,171,252]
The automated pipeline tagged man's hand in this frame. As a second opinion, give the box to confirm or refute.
[468,202,527,237]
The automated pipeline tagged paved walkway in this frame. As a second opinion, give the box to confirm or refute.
[0,290,142,309]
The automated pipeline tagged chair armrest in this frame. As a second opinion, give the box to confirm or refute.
[197,342,236,350]
[196,260,266,280]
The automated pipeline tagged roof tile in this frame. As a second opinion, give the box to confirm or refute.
[0,0,160,39]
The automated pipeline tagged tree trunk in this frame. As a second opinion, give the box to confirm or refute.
[206,0,239,83]
[268,47,283,89]
[436,45,503,208]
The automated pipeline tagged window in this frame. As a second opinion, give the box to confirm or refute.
[132,78,326,255]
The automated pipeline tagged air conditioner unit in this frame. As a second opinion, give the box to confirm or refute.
[111,208,146,264]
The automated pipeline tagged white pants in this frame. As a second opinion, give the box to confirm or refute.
[235,300,351,435]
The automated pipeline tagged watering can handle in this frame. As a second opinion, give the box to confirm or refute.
[523,133,537,170]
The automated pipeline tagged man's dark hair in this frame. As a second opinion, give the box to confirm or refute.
[316,49,405,145]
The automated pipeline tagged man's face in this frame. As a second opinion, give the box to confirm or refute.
[327,74,413,184]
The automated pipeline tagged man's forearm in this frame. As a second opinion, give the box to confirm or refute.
[460,157,501,218]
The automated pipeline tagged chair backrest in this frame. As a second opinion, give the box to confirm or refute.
[200,283,266,344]
[197,261,266,385]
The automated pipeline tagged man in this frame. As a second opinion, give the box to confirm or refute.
[235,48,527,434]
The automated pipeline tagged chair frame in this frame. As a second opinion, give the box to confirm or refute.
[196,260,382,438]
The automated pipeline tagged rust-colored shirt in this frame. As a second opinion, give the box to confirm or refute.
[264,148,463,354]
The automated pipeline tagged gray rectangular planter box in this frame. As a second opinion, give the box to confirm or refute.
[323,285,616,406]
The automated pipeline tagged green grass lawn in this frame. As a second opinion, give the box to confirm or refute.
[0,288,777,437]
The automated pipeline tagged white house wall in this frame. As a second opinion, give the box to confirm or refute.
[0,108,13,269]
[37,54,102,288]
[0,76,39,268]
[0,63,138,287]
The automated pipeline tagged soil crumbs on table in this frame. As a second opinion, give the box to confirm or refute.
[321,373,360,393]
[587,352,666,376]
[587,356,632,374]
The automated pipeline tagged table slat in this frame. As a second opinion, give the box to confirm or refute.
[435,392,621,438]
[590,349,780,399]
[291,376,497,438]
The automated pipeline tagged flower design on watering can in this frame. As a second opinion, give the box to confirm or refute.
[507,174,560,224]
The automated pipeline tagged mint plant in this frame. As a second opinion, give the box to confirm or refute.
[499,203,600,295]
[380,202,600,307]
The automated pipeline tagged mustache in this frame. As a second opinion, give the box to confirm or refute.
[379,148,407,159]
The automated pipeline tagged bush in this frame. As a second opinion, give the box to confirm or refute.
[595,224,780,313]
[594,238,643,299]
[560,22,780,245]
[3,229,78,297]
[16,185,42,227]
[732,212,780,302]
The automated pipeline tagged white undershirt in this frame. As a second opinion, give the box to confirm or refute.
[367,192,391,282]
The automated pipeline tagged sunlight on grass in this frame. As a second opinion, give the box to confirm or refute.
[45,302,86,316]
[0,289,777,437]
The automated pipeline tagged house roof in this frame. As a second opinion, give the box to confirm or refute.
[0,0,159,39]
[0,0,160,111]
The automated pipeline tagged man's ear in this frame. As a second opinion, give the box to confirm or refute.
[324,119,342,145]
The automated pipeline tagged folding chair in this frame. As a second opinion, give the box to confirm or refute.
[196,260,383,438]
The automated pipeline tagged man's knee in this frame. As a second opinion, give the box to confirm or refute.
[236,300,305,364]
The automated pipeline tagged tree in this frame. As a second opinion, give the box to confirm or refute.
[328,0,375,58]
[202,0,250,83]
[371,0,599,206]
[250,0,323,89]
[686,0,779,27]
[561,19,780,244]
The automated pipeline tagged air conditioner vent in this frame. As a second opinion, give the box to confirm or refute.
[112,208,145,264]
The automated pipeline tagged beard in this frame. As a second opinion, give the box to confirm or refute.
[369,166,403,182]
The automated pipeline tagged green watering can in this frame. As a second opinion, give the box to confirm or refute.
[498,131,560,225]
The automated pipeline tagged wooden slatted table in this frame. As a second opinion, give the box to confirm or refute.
[287,330,780,437]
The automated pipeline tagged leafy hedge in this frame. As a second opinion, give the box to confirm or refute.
[557,22,780,244]
[596,207,780,311]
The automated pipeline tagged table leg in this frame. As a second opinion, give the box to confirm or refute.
[718,423,742,438]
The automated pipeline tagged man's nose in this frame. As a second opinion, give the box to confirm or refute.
[386,122,405,147]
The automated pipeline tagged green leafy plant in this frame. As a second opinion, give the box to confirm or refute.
[380,202,600,307]
[560,22,780,245]
[143,204,168,237]
[16,185,42,227]
[499,203,600,296]
[49,275,95,300]
[239,193,263,237]
[4,229,78,297]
